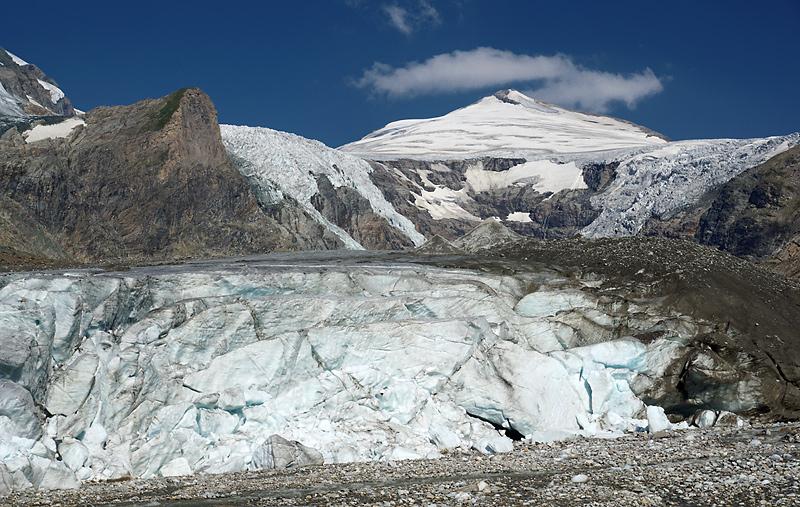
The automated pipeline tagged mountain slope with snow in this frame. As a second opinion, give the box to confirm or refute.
[584,135,800,237]
[0,48,75,117]
[221,125,425,249]
[335,89,800,264]
[340,89,667,160]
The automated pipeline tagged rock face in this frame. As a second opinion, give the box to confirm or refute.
[697,146,800,259]
[220,124,425,250]
[0,48,75,117]
[310,174,414,250]
[773,235,800,278]
[414,235,463,255]
[453,219,522,253]
[0,88,339,267]
[640,145,800,277]
[0,242,797,493]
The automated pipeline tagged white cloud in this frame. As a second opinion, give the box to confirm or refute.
[419,0,441,24]
[356,47,664,112]
[384,5,413,34]
[382,1,441,34]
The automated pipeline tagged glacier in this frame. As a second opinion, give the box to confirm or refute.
[582,134,800,237]
[220,124,425,249]
[332,88,800,239]
[0,254,715,493]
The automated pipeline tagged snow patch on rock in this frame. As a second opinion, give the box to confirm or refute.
[36,79,65,105]
[23,117,85,143]
[6,51,29,67]
[506,212,532,223]
[466,159,587,194]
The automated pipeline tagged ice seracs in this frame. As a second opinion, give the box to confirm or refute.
[0,255,713,492]
[583,134,800,237]
[340,89,667,160]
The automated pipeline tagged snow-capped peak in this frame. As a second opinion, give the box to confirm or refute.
[340,89,667,160]
[5,50,29,67]
[0,48,75,117]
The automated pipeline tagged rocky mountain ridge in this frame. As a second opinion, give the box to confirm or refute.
[0,48,75,118]
[1,49,797,275]
[1,80,798,282]
[0,87,345,268]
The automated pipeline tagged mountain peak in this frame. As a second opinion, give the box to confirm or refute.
[340,88,666,160]
[493,88,533,103]
[488,88,562,114]
[453,219,522,253]
[0,48,76,117]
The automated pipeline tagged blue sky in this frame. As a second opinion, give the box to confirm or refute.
[3,0,798,146]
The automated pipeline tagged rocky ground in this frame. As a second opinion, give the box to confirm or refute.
[4,423,799,506]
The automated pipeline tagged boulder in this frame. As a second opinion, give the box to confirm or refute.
[252,435,323,470]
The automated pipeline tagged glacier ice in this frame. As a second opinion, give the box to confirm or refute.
[646,406,671,433]
[0,257,706,492]
[220,124,425,248]
[582,134,800,237]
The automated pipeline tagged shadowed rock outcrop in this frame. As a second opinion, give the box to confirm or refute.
[697,146,800,260]
[310,174,414,250]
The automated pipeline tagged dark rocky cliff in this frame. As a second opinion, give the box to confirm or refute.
[0,88,338,268]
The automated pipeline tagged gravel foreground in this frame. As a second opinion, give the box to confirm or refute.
[4,423,799,507]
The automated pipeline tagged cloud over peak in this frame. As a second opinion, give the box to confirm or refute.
[356,47,664,112]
